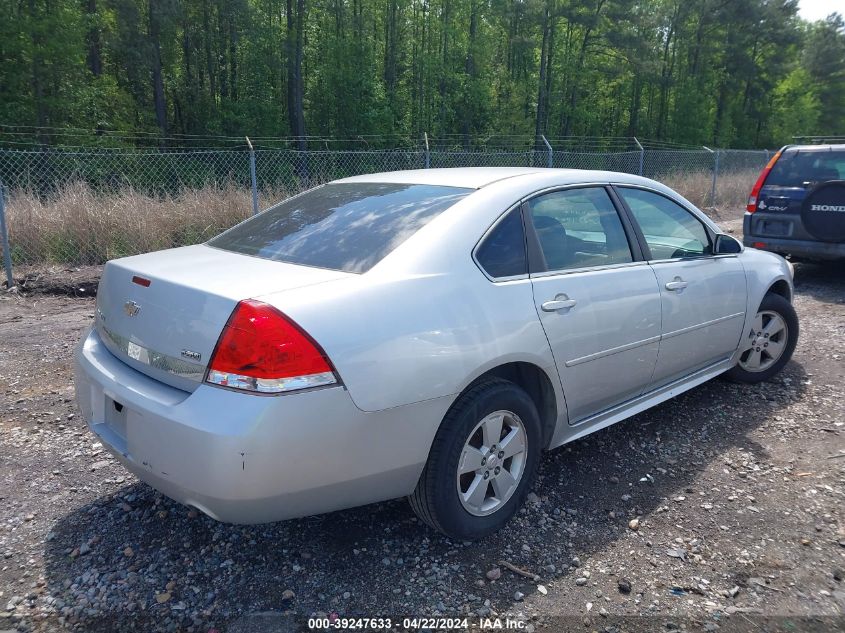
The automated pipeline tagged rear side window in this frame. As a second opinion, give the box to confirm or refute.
[767,149,845,187]
[527,187,633,272]
[475,208,527,278]
[209,183,472,273]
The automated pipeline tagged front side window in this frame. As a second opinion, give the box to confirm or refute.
[618,188,712,260]
[209,183,472,273]
[526,187,633,272]
[475,208,527,278]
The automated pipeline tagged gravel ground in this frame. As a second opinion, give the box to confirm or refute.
[1,216,844,633]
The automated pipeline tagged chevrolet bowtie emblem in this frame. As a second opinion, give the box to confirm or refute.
[123,300,141,317]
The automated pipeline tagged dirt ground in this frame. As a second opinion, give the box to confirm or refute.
[1,215,844,633]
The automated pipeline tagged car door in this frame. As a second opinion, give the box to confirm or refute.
[615,186,747,387]
[526,186,662,424]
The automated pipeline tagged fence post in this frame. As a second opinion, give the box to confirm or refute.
[541,135,553,168]
[246,137,259,216]
[423,132,431,169]
[703,146,718,207]
[712,149,721,208]
[633,137,644,176]
[0,183,13,291]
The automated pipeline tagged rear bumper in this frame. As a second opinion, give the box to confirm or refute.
[743,214,845,260]
[73,327,448,523]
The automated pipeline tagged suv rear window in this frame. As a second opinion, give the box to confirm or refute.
[209,183,472,273]
[767,149,845,187]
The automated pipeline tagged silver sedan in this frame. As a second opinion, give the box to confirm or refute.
[74,168,798,539]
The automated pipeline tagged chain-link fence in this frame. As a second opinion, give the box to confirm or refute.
[0,142,772,285]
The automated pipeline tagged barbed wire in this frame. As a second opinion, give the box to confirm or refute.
[0,126,774,153]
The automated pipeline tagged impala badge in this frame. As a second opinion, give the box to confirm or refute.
[181,349,202,362]
[123,300,141,317]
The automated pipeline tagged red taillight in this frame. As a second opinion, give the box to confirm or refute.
[132,275,151,287]
[206,300,337,394]
[747,150,782,212]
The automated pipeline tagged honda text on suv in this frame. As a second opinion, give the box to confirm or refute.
[745,144,845,260]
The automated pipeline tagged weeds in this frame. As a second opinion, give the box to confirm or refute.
[3,170,756,265]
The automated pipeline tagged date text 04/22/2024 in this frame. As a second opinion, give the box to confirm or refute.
[307,616,529,630]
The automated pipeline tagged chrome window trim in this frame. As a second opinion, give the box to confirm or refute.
[529,259,649,279]
[473,182,740,283]
[646,253,740,265]
[519,181,613,201]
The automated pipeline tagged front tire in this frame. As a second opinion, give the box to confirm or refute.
[727,292,798,384]
[409,378,541,540]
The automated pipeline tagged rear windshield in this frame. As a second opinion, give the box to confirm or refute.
[209,183,472,273]
[767,149,845,187]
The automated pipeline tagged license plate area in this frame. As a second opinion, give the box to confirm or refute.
[760,219,792,237]
[105,397,128,442]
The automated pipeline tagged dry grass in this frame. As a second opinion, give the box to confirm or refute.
[5,182,294,265]
[2,170,757,266]
[663,168,756,220]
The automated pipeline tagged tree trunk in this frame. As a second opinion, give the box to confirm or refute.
[286,0,306,149]
[203,0,216,100]
[438,0,451,134]
[563,0,604,136]
[148,0,167,140]
[28,0,48,145]
[229,11,238,101]
[384,0,398,118]
[656,2,681,140]
[534,3,551,142]
[83,0,102,76]
[627,74,642,137]
[461,0,478,143]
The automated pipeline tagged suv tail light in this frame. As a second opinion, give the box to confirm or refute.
[747,150,782,212]
[206,300,337,394]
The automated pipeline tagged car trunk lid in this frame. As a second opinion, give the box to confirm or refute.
[95,244,351,392]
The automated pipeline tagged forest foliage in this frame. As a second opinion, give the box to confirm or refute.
[1,0,844,149]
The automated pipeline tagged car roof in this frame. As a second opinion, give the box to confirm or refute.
[783,144,845,152]
[335,167,658,189]
[335,167,544,189]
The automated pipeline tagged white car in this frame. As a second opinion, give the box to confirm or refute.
[74,168,798,539]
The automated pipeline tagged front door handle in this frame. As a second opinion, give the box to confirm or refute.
[665,277,688,291]
[541,295,577,312]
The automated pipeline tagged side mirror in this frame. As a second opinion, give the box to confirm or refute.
[715,234,742,255]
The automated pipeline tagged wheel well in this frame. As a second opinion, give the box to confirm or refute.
[467,362,558,449]
[767,279,792,302]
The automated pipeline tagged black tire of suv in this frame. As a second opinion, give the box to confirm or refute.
[726,293,799,384]
[800,180,845,243]
[409,378,542,540]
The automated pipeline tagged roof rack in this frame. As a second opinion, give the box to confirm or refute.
[791,135,845,145]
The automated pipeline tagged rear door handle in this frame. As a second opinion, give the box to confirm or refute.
[665,277,688,291]
[541,296,577,312]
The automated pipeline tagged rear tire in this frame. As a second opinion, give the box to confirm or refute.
[409,378,541,540]
[726,293,798,384]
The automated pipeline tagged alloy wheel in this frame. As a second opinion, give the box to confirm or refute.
[456,410,528,516]
[738,310,789,373]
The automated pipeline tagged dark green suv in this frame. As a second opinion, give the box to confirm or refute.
[744,144,845,260]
